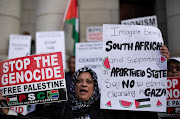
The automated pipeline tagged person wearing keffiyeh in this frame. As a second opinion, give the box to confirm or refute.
[70,67,100,110]
[60,67,114,119]
[69,67,103,119]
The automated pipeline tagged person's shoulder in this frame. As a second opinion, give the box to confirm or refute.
[27,101,71,118]
[65,72,72,77]
[89,100,116,119]
[91,98,100,107]
[65,71,71,74]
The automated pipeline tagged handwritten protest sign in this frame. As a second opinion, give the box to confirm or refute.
[76,42,103,89]
[8,34,31,59]
[121,15,158,27]
[0,52,67,106]
[36,31,66,69]
[86,26,103,42]
[100,24,167,112]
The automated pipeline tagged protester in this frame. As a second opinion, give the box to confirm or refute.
[65,56,75,96]
[167,57,180,119]
[65,67,113,118]
[167,57,180,77]
[0,67,115,118]
[159,57,180,119]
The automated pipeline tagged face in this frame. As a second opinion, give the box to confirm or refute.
[75,72,94,101]
[68,57,75,74]
[167,61,180,77]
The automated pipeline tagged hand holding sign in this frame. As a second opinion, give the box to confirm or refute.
[160,45,170,60]
[0,91,9,115]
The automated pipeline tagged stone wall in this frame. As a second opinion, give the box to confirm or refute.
[79,0,119,42]
[166,0,180,56]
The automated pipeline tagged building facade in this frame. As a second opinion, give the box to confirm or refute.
[0,0,179,62]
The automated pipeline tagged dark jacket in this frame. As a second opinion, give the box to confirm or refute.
[65,72,73,97]
[27,100,158,119]
[26,99,114,119]
[1,100,158,119]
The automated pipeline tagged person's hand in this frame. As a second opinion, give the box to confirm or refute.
[160,45,170,60]
[176,111,180,119]
[0,91,6,101]
[0,91,9,115]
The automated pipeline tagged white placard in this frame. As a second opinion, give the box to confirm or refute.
[86,26,103,42]
[100,24,167,112]
[8,34,31,59]
[121,15,158,27]
[76,42,103,90]
[36,31,66,69]
[10,105,28,115]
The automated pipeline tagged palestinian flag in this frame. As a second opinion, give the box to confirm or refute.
[47,90,59,99]
[6,96,18,103]
[135,98,151,108]
[64,0,79,55]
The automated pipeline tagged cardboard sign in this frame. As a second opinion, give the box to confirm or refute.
[86,26,103,42]
[100,24,167,112]
[0,52,67,106]
[121,15,158,27]
[76,42,103,89]
[8,34,31,59]
[36,31,66,69]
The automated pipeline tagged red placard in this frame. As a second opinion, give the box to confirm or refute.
[167,77,180,100]
[0,52,67,106]
[0,52,64,87]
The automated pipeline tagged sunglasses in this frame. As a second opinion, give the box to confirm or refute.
[168,66,180,72]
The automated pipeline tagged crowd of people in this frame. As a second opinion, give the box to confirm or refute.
[0,45,180,119]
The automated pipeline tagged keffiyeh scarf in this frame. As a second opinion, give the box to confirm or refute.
[69,67,101,111]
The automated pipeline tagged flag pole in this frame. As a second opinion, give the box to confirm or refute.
[60,20,65,31]
[74,0,80,55]
[61,0,71,31]
[77,0,80,42]
[62,0,79,55]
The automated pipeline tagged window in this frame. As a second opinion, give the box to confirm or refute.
[120,0,155,22]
